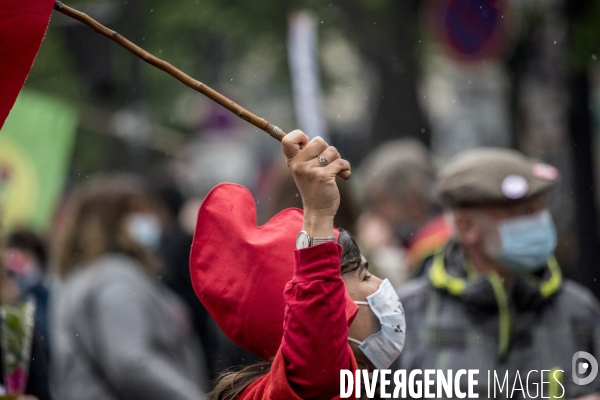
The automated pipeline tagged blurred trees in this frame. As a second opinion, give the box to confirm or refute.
[26,0,600,160]
[26,0,427,169]
[332,0,428,148]
[566,0,600,298]
[20,0,600,294]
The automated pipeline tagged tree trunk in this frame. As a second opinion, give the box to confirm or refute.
[337,0,430,155]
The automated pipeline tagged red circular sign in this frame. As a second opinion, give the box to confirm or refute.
[427,0,511,62]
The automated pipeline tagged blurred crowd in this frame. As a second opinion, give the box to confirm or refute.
[0,132,597,399]
[2,0,600,398]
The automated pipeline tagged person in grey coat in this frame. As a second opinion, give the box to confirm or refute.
[50,175,208,400]
[394,149,600,399]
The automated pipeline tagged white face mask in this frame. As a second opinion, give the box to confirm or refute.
[348,279,406,369]
[126,213,162,251]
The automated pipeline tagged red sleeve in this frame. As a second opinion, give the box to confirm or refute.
[281,241,352,400]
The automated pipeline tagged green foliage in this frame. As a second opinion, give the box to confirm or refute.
[570,0,600,72]
[23,1,356,175]
[25,22,82,102]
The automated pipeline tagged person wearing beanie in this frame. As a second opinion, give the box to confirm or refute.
[394,148,600,399]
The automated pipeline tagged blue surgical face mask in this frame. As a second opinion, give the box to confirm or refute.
[126,213,162,251]
[495,210,557,273]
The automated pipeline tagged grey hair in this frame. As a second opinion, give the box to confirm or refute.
[359,139,435,206]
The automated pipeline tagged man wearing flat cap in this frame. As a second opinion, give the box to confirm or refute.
[394,148,600,399]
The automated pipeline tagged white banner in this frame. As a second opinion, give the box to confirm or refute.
[287,11,328,142]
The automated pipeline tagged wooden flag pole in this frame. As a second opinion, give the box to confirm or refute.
[53,1,351,180]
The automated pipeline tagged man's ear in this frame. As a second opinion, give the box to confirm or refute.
[452,209,481,246]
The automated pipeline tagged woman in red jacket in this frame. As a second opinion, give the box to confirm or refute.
[191,130,406,400]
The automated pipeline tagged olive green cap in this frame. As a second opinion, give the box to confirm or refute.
[437,148,559,208]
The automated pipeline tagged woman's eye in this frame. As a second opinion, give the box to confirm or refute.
[363,274,372,282]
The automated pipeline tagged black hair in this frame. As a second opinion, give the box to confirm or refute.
[154,184,185,219]
[338,229,361,270]
[6,229,48,270]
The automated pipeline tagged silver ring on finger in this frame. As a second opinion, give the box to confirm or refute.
[317,155,329,166]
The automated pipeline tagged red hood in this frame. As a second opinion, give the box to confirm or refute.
[189,183,358,359]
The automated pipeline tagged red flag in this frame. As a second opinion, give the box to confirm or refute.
[0,0,55,129]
